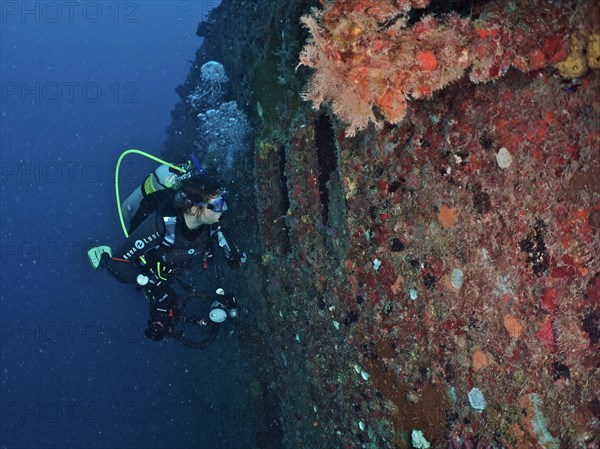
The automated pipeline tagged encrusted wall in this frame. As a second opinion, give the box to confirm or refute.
[165,1,599,448]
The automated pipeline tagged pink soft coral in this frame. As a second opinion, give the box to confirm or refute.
[298,0,570,136]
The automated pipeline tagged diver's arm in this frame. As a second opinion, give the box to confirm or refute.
[114,213,165,260]
[213,223,246,269]
[102,255,141,284]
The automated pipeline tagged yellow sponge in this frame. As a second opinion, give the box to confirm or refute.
[557,52,588,78]
[556,34,588,78]
[587,34,600,69]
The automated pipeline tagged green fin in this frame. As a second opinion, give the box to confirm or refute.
[87,245,112,269]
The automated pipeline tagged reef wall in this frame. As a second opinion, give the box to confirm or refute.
[165,1,599,448]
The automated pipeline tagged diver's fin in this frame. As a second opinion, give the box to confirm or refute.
[87,245,112,269]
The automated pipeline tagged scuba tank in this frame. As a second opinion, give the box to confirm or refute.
[121,164,187,233]
[115,150,204,238]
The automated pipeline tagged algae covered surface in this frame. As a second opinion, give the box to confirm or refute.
[165,1,599,447]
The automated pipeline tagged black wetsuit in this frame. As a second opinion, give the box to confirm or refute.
[104,200,220,284]
[101,197,242,348]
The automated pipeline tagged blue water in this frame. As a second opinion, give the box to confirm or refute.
[0,2,238,448]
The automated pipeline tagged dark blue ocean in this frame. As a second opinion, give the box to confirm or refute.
[0,2,244,448]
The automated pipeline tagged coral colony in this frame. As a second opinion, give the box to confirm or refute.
[298,0,598,136]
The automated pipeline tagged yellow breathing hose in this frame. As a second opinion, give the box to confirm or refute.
[115,149,186,238]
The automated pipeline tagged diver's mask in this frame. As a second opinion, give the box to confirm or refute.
[193,191,228,213]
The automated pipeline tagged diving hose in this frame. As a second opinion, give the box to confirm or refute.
[114,149,187,238]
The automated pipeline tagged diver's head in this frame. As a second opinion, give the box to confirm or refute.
[175,176,227,225]
[145,321,166,341]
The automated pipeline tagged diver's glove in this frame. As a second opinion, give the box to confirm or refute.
[89,245,145,284]
[99,252,111,268]
[87,245,112,269]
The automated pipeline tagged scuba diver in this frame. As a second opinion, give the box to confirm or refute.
[88,150,246,347]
